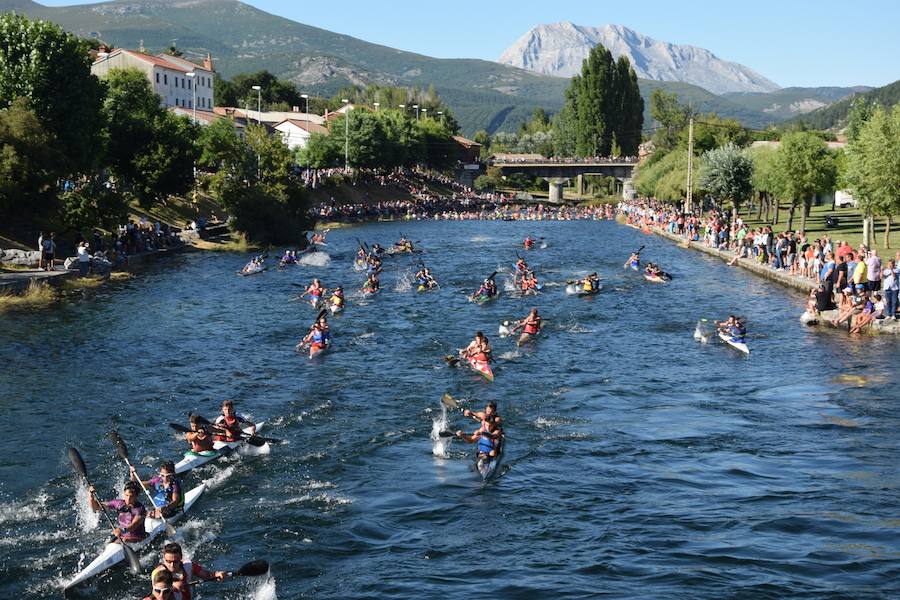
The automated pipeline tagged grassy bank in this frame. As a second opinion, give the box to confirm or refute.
[0,282,57,311]
[739,204,899,255]
[192,233,261,252]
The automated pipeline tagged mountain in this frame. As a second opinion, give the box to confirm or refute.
[498,22,780,95]
[722,86,871,121]
[2,1,862,135]
[790,79,900,130]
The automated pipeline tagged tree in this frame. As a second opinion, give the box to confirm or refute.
[130,112,199,206]
[633,148,701,203]
[197,117,247,170]
[845,104,900,248]
[561,43,643,156]
[649,89,689,152]
[700,143,753,221]
[775,132,836,234]
[0,98,61,215]
[0,13,104,173]
[748,145,784,223]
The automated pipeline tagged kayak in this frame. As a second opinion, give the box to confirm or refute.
[474,436,504,482]
[643,273,667,283]
[329,303,344,315]
[353,259,367,271]
[362,287,380,296]
[565,283,601,295]
[239,267,266,276]
[174,422,265,474]
[309,341,329,359]
[498,320,516,337]
[465,355,494,382]
[303,294,323,309]
[471,291,498,304]
[64,484,206,591]
[624,263,640,271]
[718,331,750,354]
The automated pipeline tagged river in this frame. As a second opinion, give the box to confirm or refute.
[1,220,898,599]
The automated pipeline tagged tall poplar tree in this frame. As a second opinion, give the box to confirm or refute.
[562,44,643,157]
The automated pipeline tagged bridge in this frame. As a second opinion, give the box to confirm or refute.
[492,159,638,203]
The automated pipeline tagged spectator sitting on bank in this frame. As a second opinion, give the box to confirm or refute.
[76,241,91,276]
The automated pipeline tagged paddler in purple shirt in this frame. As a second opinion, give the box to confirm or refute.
[88,480,147,542]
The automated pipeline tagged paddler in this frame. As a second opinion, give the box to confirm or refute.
[366,254,383,274]
[130,460,183,519]
[87,480,147,543]
[213,400,256,443]
[151,542,224,600]
[303,279,327,303]
[301,313,330,352]
[363,272,380,293]
[624,251,641,270]
[510,308,542,346]
[716,315,746,342]
[415,267,437,290]
[473,277,497,300]
[184,414,216,456]
[330,287,345,309]
[524,236,535,250]
[455,401,503,459]
[462,331,492,363]
[371,243,385,256]
[524,271,540,293]
[143,569,175,600]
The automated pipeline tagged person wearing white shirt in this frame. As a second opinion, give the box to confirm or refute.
[76,241,91,276]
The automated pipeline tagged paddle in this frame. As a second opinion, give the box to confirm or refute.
[67,447,142,575]
[189,559,270,585]
[107,431,177,536]
[440,394,486,424]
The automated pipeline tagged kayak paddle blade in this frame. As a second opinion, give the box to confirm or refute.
[123,541,142,575]
[68,447,88,480]
[235,559,270,577]
[107,430,129,461]
[244,436,267,448]
[440,394,458,410]
[438,431,455,438]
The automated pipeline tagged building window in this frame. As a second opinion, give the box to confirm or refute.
[155,72,159,83]
[164,74,168,85]
[189,100,192,109]
[188,80,191,90]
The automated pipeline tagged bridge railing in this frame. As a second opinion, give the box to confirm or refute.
[491,156,639,166]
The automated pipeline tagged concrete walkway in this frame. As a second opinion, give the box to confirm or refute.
[0,268,79,292]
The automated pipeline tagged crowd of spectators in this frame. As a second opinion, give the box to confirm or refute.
[619,198,900,331]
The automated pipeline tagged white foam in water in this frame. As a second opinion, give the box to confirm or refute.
[75,485,99,532]
[175,518,220,559]
[241,441,273,456]
[431,404,452,457]
[499,349,520,360]
[202,465,236,491]
[298,252,331,267]
[394,271,413,292]
[502,277,516,292]
[251,574,278,600]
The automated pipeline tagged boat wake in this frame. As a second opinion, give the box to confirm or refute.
[394,271,414,292]
[175,517,221,557]
[431,405,452,457]
[251,573,278,600]
[202,465,236,490]
[298,252,331,267]
[499,349,520,360]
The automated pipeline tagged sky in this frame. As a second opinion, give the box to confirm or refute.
[38,0,900,88]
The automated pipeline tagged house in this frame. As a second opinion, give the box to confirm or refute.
[239,109,326,127]
[91,49,215,112]
[273,119,329,150]
[170,107,246,136]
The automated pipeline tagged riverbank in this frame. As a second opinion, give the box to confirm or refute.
[622,219,900,335]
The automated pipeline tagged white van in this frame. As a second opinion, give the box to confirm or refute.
[834,190,858,208]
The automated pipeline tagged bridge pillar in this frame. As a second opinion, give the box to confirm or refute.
[544,177,568,203]
[576,174,585,196]
[622,178,635,200]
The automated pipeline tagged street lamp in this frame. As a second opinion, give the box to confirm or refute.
[342,98,350,171]
[185,72,196,123]
[437,110,444,126]
[398,104,405,111]
[251,85,261,124]
[422,107,428,120]
[373,102,380,111]
[413,104,419,122]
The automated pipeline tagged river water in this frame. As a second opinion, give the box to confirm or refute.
[1,220,898,599]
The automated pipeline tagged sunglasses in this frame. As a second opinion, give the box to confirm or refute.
[153,588,172,594]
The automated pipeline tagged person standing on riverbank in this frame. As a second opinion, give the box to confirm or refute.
[883,259,899,319]
[76,242,91,276]
[866,250,881,292]
[41,232,56,271]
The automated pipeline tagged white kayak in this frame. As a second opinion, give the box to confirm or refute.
[718,331,750,354]
[329,303,343,315]
[64,484,206,591]
[565,283,602,295]
[174,422,264,475]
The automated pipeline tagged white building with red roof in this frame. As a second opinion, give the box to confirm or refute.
[274,119,329,150]
[91,49,215,112]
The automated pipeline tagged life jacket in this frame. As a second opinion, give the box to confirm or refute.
[189,431,214,453]
[152,476,184,512]
[215,414,243,442]
[524,318,540,335]
[583,280,593,292]
[332,295,343,306]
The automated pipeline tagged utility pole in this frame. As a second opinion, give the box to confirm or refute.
[685,115,695,214]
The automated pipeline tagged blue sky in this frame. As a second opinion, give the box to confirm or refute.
[39,0,899,88]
